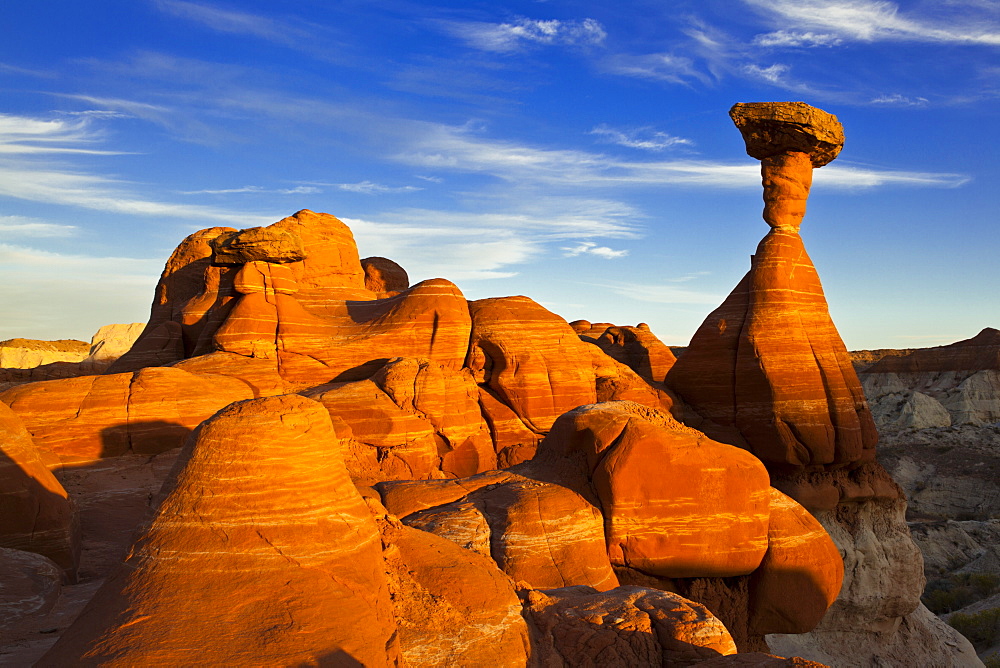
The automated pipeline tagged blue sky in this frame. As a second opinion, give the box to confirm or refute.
[1,0,997,349]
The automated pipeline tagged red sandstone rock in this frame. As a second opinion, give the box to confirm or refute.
[586,322,678,384]
[362,256,410,297]
[467,297,671,443]
[541,401,772,578]
[0,403,79,579]
[376,514,530,666]
[378,470,619,592]
[467,296,598,434]
[0,548,63,637]
[306,357,495,483]
[39,395,401,666]
[0,367,253,463]
[863,327,1000,374]
[693,652,829,667]
[666,107,876,472]
[749,489,843,635]
[525,585,738,666]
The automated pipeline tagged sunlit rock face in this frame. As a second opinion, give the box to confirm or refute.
[1,102,938,666]
[0,402,79,580]
[39,395,403,667]
[666,101,975,666]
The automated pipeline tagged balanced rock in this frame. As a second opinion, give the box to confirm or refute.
[209,225,306,264]
[40,395,400,666]
[0,403,79,579]
[666,102,876,473]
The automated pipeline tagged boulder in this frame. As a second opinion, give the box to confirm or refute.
[541,402,771,578]
[375,513,530,667]
[39,395,401,666]
[525,585,738,666]
[729,101,844,168]
[0,548,63,636]
[378,470,619,592]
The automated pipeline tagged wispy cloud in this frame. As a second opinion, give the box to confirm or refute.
[154,0,317,46]
[601,52,710,85]
[869,93,929,106]
[180,185,321,195]
[0,216,77,238]
[0,112,128,155]
[0,164,273,224]
[753,30,844,47]
[562,241,629,259]
[743,0,1000,45]
[590,125,692,151]
[443,17,606,53]
[323,180,423,195]
[396,122,968,189]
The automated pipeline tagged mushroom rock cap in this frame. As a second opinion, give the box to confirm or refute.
[730,102,844,167]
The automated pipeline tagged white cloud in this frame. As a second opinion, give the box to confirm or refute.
[396,122,968,189]
[445,17,606,52]
[327,180,423,195]
[869,93,929,106]
[180,184,322,195]
[0,112,128,155]
[562,241,629,259]
[753,30,844,47]
[0,163,273,224]
[154,0,316,46]
[590,125,693,151]
[0,216,77,237]
[601,52,710,85]
[743,0,1000,45]
[743,63,792,85]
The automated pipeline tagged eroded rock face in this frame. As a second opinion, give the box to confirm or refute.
[542,402,772,578]
[0,403,79,579]
[729,101,844,167]
[39,395,401,667]
[378,470,620,592]
[362,256,410,297]
[525,585,738,666]
[0,548,63,637]
[0,367,254,463]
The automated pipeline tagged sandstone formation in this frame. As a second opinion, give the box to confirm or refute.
[0,402,79,578]
[663,102,974,665]
[0,366,254,463]
[0,101,975,664]
[524,585,738,665]
[40,395,401,666]
[0,324,145,388]
[0,338,89,369]
[0,548,64,637]
[541,402,772,579]
[362,255,410,297]
[576,321,677,384]
[378,470,620,592]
